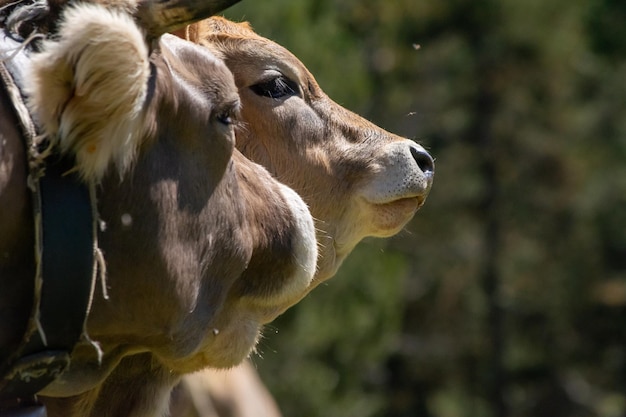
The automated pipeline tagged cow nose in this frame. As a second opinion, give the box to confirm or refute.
[410,144,435,178]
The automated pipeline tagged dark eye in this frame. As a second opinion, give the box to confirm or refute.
[216,112,233,126]
[250,76,300,99]
[214,101,240,126]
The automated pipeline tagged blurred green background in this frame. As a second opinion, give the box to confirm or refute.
[224,1,626,416]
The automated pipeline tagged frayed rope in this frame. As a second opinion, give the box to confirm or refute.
[80,180,108,364]
[0,32,44,62]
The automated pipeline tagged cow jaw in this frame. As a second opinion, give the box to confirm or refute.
[240,183,318,317]
[161,177,317,371]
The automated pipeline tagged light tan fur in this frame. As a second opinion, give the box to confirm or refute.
[27,3,150,180]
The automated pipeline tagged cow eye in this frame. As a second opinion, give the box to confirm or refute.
[250,76,300,99]
[214,101,240,127]
[216,112,233,126]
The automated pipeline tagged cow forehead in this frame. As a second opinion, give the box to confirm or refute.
[189,26,309,85]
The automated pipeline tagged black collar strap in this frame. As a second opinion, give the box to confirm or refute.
[0,33,96,403]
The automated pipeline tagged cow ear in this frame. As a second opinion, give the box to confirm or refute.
[27,4,151,181]
[205,16,255,36]
[175,17,255,44]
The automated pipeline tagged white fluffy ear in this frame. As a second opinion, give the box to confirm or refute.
[27,3,151,181]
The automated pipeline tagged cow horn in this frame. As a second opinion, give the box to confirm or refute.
[135,0,241,37]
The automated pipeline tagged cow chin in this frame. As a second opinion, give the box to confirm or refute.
[173,301,297,371]
[171,310,263,371]
[365,196,424,237]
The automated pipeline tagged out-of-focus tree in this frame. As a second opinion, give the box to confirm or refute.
[223,1,626,416]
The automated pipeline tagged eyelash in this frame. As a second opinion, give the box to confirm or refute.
[249,76,300,99]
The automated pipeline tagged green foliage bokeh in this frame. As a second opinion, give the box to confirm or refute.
[223,1,626,416]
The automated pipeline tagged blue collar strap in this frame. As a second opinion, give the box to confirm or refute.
[0,34,95,406]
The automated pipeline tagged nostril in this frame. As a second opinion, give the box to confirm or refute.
[410,146,435,176]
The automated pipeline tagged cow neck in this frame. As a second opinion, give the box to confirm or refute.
[0,33,98,407]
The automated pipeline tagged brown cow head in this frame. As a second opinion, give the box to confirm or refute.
[173,18,434,284]
[26,1,316,370]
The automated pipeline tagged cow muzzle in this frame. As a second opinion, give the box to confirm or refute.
[358,139,434,236]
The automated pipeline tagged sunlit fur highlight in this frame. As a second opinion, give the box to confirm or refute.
[27,3,150,181]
